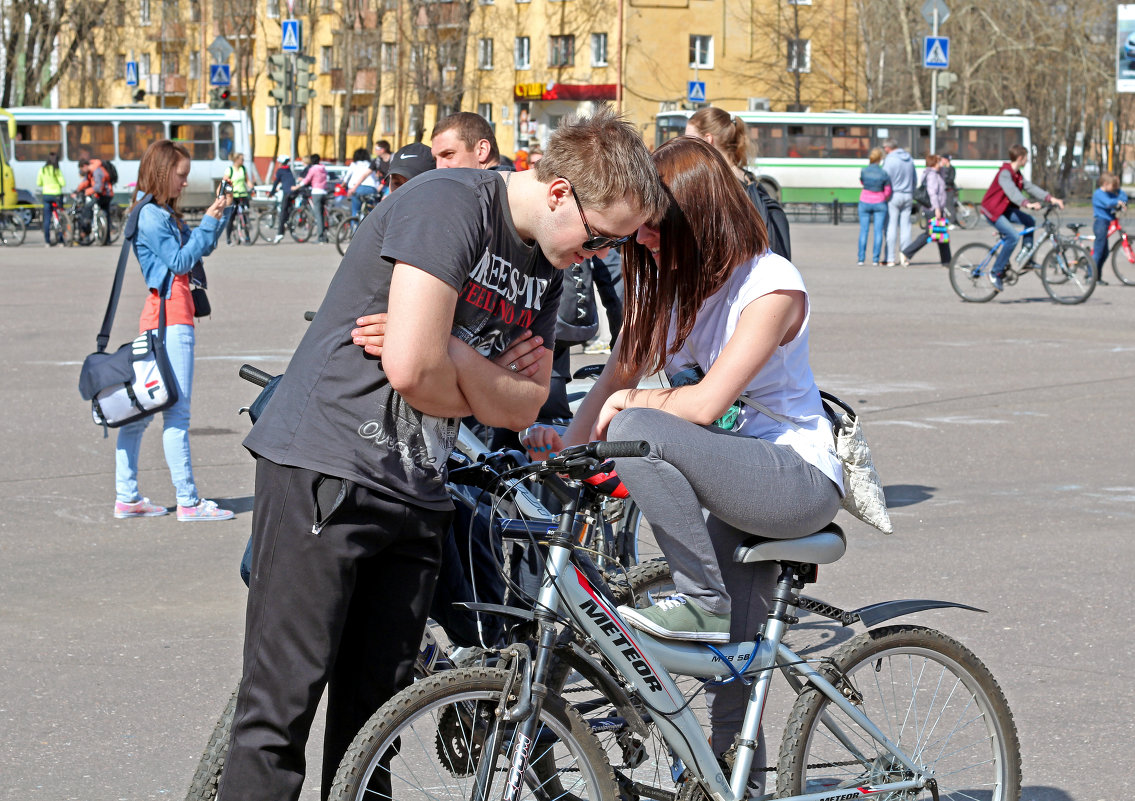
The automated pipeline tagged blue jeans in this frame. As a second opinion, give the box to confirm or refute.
[886,192,913,263]
[857,201,887,262]
[351,185,377,218]
[989,208,1035,277]
[1092,217,1111,278]
[115,324,199,507]
[42,196,61,242]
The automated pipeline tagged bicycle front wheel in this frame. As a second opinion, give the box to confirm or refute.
[1042,243,1096,304]
[1110,236,1135,285]
[954,202,979,230]
[0,212,27,246]
[50,213,70,246]
[257,209,279,242]
[777,625,1021,801]
[106,205,124,244]
[948,243,999,302]
[328,666,617,801]
[336,216,358,256]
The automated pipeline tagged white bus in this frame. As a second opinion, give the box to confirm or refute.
[6,107,253,209]
[656,110,1032,203]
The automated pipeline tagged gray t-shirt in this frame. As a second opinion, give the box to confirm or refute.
[244,169,562,509]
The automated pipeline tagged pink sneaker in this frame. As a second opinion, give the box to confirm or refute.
[176,499,235,522]
[114,498,169,519]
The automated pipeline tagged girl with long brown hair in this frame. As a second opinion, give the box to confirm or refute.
[522,136,842,783]
[112,139,234,522]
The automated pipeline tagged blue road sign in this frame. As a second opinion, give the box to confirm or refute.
[687,81,706,103]
[125,61,138,86]
[209,64,231,86]
[281,19,302,53]
[924,36,949,69]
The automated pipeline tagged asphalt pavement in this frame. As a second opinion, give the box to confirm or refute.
[0,216,1131,801]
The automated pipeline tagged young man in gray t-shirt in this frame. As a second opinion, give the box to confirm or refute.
[218,108,665,801]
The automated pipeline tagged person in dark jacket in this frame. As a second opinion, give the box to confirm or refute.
[979,143,1064,292]
[270,156,296,243]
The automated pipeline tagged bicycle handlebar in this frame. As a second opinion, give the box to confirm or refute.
[239,364,274,388]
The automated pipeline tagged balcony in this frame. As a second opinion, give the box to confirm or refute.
[330,68,379,94]
[145,74,188,95]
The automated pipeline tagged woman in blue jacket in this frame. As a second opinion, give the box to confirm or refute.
[113,140,235,522]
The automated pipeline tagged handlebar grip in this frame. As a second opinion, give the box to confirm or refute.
[303,310,317,321]
[239,364,274,388]
[593,440,649,460]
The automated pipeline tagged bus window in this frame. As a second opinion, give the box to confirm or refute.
[218,122,235,160]
[830,125,871,158]
[875,127,913,152]
[119,122,165,160]
[66,122,116,161]
[749,124,787,159]
[956,127,1006,160]
[786,125,827,158]
[916,127,931,159]
[15,123,63,161]
[654,114,688,149]
[170,123,215,159]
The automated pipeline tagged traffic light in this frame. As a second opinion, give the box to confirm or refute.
[208,87,232,109]
[268,53,290,104]
[294,54,316,106]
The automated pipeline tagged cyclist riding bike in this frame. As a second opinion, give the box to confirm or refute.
[979,143,1064,293]
[223,153,252,245]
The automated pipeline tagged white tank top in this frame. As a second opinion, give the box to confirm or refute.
[663,252,844,494]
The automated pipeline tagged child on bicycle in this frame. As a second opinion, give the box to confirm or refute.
[522,136,843,776]
[1091,171,1127,284]
[979,143,1064,292]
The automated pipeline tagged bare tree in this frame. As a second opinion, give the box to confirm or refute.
[328,0,387,161]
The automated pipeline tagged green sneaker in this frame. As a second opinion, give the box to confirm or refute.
[617,594,731,643]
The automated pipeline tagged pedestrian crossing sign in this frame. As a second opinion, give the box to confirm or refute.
[209,64,231,86]
[125,61,139,86]
[282,19,302,53]
[923,36,949,69]
[687,81,706,103]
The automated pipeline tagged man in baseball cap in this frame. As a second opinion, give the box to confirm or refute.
[387,142,436,191]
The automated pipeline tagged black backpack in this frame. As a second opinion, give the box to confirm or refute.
[102,160,119,185]
[743,171,792,261]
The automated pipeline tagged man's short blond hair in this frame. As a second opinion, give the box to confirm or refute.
[535,106,666,222]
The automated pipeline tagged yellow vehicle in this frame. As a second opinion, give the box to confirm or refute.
[0,108,29,245]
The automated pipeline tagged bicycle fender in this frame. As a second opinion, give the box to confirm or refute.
[557,641,650,739]
[453,602,535,623]
[851,599,986,629]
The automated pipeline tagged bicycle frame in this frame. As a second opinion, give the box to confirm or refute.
[511,528,929,801]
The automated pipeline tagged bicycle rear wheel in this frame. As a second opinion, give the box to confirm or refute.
[49,212,70,246]
[948,242,999,302]
[0,211,27,246]
[238,209,259,244]
[954,202,978,230]
[328,667,617,801]
[106,205,124,244]
[291,207,313,243]
[777,625,1021,801]
[1041,242,1095,304]
[1110,236,1135,285]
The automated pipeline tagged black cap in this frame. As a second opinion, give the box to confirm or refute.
[389,143,436,182]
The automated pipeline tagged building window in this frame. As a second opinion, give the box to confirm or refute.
[549,35,574,68]
[163,0,178,18]
[162,53,179,75]
[689,35,713,69]
[320,106,335,135]
[321,45,334,72]
[478,38,493,70]
[140,53,151,76]
[381,104,395,134]
[789,0,812,4]
[93,55,105,79]
[140,0,151,24]
[478,103,493,122]
[188,51,200,79]
[591,32,608,67]
[266,106,278,135]
[787,38,811,73]
[514,37,530,69]
[266,0,279,17]
[189,0,200,21]
[115,54,126,80]
[347,107,366,134]
[321,0,333,11]
[381,42,397,71]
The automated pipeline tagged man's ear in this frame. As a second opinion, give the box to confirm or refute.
[476,139,493,165]
[546,175,571,212]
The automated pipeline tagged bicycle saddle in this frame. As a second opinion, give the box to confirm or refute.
[1066,223,1085,232]
[733,523,845,565]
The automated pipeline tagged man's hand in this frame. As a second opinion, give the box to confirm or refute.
[1025,201,1042,210]
[1052,198,1065,210]
[352,313,387,357]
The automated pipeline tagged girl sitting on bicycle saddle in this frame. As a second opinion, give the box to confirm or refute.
[979,143,1064,292]
[522,135,843,760]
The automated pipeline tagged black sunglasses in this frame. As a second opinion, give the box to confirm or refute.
[564,182,634,251]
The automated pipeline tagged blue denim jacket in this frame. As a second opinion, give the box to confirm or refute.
[859,164,890,193]
[132,203,230,297]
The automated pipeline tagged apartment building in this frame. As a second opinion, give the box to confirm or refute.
[62,0,860,170]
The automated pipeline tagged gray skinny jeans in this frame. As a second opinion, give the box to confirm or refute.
[607,407,840,757]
